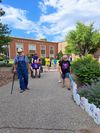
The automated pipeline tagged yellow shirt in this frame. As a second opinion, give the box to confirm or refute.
[45,58,50,66]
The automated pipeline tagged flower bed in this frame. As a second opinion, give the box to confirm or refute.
[71,81,100,125]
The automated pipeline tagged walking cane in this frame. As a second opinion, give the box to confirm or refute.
[11,72,16,94]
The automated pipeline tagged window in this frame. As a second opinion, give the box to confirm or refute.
[16,43,23,52]
[49,46,54,57]
[41,45,46,57]
[29,44,36,54]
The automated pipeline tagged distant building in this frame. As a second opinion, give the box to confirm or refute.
[9,37,58,59]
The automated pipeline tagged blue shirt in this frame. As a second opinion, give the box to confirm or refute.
[14,55,29,64]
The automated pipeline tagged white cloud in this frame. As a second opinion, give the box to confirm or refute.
[0,4,37,30]
[39,0,59,13]
[39,0,100,41]
[0,0,100,42]
[39,0,100,14]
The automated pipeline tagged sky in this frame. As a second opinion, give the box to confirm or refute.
[0,0,100,42]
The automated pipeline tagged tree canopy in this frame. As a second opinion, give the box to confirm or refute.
[0,0,11,53]
[65,22,100,56]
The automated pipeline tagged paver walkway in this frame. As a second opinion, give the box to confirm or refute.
[0,71,99,133]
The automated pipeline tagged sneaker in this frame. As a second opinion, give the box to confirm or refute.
[58,80,61,83]
[62,84,65,88]
[20,90,25,93]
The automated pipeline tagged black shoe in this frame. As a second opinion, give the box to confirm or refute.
[32,75,35,78]
[38,75,41,78]
[26,88,30,90]
[68,88,71,90]
[33,75,35,78]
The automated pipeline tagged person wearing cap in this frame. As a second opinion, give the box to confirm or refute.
[59,54,72,89]
[13,48,29,93]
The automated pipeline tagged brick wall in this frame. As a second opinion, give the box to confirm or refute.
[9,37,58,59]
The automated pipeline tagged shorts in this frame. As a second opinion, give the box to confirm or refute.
[46,63,50,66]
[33,67,40,70]
[61,73,73,81]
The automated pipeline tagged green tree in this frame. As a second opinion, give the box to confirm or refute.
[57,50,63,60]
[66,22,100,56]
[0,0,11,54]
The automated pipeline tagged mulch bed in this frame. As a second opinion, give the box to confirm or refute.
[0,67,13,87]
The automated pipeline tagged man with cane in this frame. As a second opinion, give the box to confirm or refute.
[13,48,30,93]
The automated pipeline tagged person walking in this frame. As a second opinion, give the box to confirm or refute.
[53,57,57,69]
[13,48,30,93]
[59,54,72,89]
[45,56,50,72]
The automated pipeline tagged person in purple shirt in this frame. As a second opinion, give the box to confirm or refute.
[30,59,40,78]
[59,54,72,89]
[32,53,38,62]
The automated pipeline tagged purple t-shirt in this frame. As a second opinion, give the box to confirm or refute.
[31,63,40,69]
[59,60,70,74]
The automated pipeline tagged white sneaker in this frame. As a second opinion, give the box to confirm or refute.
[58,80,61,83]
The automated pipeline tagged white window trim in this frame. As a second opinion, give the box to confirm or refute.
[40,45,46,57]
[49,46,54,57]
[28,44,36,53]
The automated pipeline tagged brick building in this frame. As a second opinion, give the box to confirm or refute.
[8,37,100,60]
[9,37,58,59]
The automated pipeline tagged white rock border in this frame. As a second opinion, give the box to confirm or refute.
[71,81,100,125]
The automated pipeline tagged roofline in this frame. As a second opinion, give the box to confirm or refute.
[10,36,58,44]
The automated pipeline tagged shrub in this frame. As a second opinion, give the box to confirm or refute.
[0,63,5,67]
[72,54,100,84]
[27,55,32,63]
[41,57,45,66]
[0,56,4,61]
[78,78,100,108]
[6,63,13,67]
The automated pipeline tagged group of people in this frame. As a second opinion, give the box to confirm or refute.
[13,48,73,93]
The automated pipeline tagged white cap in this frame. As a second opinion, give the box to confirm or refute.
[63,54,67,59]
[17,48,23,53]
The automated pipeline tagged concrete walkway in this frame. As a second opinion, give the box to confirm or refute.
[0,71,98,133]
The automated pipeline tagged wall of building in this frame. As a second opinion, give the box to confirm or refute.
[9,37,58,59]
[58,42,67,54]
